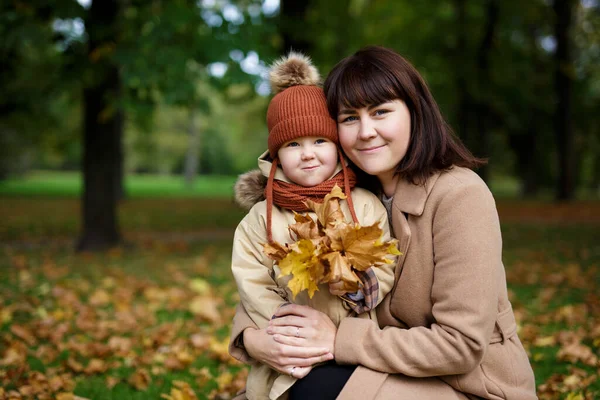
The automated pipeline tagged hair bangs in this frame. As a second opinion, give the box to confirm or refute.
[327,60,399,117]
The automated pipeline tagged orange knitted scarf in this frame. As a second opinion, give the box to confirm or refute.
[265,148,359,243]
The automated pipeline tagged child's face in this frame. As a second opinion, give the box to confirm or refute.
[278,136,338,187]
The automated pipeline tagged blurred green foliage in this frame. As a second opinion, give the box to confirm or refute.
[0,0,599,197]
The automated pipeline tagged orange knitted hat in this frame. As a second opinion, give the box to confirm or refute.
[266,52,338,159]
[263,53,358,243]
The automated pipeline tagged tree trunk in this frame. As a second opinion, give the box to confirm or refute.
[279,0,312,54]
[454,0,471,148]
[591,150,600,192]
[520,25,547,198]
[115,117,125,201]
[474,0,499,183]
[184,107,200,188]
[77,0,123,251]
[553,0,575,201]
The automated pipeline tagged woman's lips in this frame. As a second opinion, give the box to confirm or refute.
[358,145,385,154]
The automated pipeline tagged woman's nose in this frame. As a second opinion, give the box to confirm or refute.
[358,119,377,140]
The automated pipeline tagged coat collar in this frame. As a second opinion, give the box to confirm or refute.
[392,170,442,216]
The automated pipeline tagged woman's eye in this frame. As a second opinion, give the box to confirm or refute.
[374,109,390,116]
[340,115,358,123]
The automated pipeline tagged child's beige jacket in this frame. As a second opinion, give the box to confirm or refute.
[231,152,396,400]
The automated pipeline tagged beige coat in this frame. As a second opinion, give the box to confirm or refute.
[230,166,537,400]
[231,153,396,400]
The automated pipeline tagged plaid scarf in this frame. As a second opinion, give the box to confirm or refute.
[343,269,380,314]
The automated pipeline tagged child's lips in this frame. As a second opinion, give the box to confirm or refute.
[302,165,319,170]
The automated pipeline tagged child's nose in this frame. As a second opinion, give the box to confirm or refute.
[301,147,315,159]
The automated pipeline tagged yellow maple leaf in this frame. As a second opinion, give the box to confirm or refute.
[161,380,198,400]
[534,336,556,347]
[89,289,111,306]
[0,306,13,324]
[209,337,234,363]
[189,296,221,323]
[278,239,323,298]
[188,278,210,295]
[565,393,584,400]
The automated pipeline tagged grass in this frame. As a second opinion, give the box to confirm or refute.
[1,170,597,200]
[1,197,246,242]
[0,171,238,198]
[0,178,599,399]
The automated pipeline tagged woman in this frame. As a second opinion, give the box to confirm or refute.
[229,46,537,400]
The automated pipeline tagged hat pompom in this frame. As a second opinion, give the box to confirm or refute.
[269,52,321,94]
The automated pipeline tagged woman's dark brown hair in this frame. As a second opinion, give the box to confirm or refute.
[324,46,485,186]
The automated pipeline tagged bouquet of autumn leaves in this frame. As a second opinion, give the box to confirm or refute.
[263,185,401,299]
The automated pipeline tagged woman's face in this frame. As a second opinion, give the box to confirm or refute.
[337,99,411,183]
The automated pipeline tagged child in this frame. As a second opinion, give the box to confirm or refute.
[230,53,397,400]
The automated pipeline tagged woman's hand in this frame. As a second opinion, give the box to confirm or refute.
[243,327,332,379]
[268,304,338,355]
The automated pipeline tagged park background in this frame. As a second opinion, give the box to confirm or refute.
[0,0,599,399]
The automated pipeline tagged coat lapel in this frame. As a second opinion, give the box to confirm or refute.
[391,171,442,278]
[390,209,411,279]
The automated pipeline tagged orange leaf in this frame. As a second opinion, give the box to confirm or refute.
[330,223,399,270]
[66,357,84,373]
[321,251,360,293]
[10,325,37,346]
[128,369,151,391]
[288,212,320,240]
[263,241,289,262]
[84,358,108,375]
[189,296,221,323]
[190,333,210,350]
[305,185,346,229]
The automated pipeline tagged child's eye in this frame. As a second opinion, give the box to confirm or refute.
[315,139,328,144]
[286,142,299,147]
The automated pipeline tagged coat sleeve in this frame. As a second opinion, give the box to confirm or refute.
[228,302,258,364]
[334,181,501,376]
[228,207,290,363]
